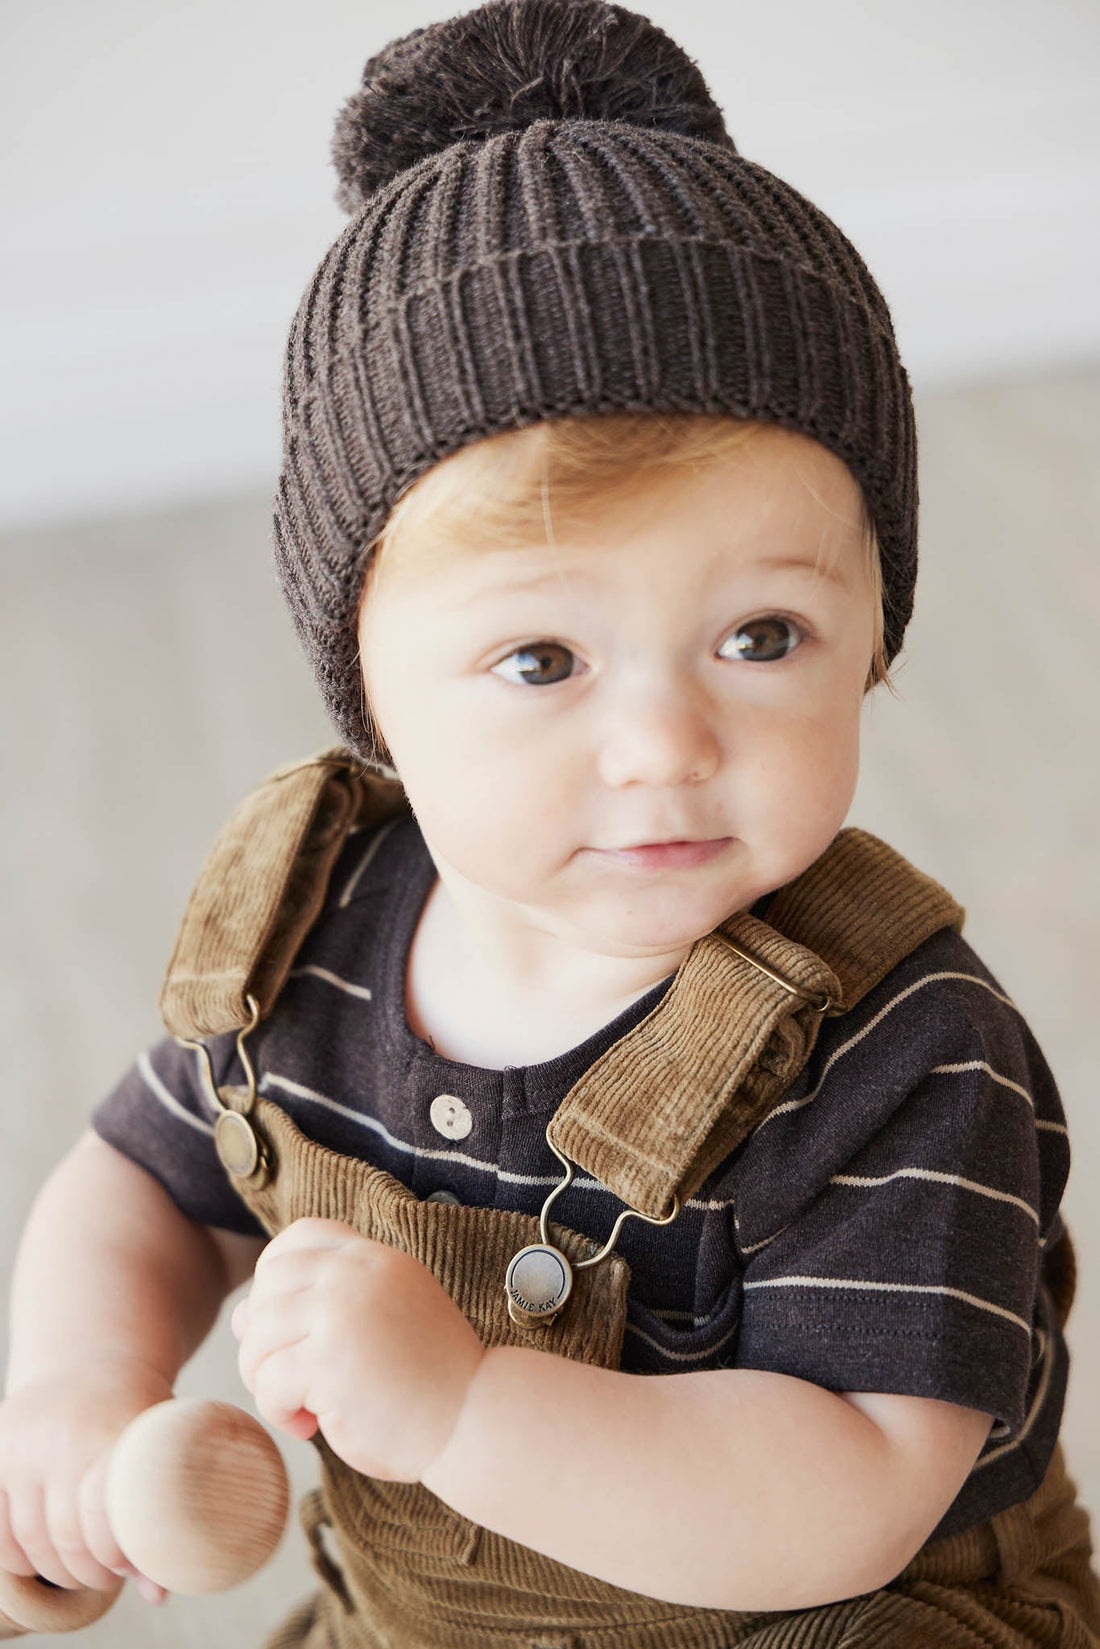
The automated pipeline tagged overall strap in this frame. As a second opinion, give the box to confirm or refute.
[158,748,965,1223]
[159,748,406,1039]
[548,832,964,1219]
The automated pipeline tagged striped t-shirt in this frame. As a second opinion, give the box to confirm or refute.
[92,811,1072,1545]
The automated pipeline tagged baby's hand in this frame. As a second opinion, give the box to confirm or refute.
[0,1356,173,1603]
[231,1218,485,1481]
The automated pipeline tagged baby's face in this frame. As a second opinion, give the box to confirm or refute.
[358,425,877,973]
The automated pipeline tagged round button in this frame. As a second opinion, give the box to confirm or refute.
[425,1189,461,1205]
[214,1110,270,1185]
[429,1093,472,1140]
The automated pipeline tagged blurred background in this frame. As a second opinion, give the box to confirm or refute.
[2,0,1098,1641]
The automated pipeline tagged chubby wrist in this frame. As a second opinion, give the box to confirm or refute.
[420,1341,510,1498]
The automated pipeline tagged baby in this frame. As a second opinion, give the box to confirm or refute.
[3,1,1099,1644]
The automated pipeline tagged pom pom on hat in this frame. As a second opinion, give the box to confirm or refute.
[331,0,734,213]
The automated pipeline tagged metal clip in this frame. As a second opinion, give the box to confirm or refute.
[174,995,272,1187]
[505,1132,680,1330]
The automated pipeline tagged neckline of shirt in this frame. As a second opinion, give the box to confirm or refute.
[377,813,773,1117]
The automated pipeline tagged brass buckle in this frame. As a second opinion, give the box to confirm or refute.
[712,930,834,1013]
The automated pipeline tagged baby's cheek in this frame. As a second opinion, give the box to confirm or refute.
[752,716,859,861]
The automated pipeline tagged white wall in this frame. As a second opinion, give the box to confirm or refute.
[2,0,1098,530]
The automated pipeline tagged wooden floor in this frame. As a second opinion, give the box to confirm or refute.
[2,367,1098,1643]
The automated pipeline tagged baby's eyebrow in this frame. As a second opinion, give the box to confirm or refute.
[459,553,851,604]
[760,554,852,589]
[454,566,592,606]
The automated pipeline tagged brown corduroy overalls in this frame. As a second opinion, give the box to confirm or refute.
[160,749,1100,1649]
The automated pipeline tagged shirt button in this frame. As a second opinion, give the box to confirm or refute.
[429,1093,472,1140]
[425,1189,461,1205]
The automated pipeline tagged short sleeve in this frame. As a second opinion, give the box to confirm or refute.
[90,1030,267,1238]
[730,943,1066,1441]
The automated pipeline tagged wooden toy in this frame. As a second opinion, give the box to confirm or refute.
[0,1399,289,1638]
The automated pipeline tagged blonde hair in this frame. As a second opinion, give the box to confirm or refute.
[359,411,896,761]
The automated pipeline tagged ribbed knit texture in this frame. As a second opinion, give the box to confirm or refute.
[272,0,919,764]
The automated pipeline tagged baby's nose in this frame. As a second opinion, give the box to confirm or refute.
[596,687,720,789]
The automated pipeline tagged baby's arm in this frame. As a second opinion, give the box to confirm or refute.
[422,1347,993,1612]
[6,1129,261,1394]
[233,1217,993,1613]
[1,1128,265,1590]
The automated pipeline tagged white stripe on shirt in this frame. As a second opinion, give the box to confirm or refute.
[139,1050,215,1136]
[287,964,374,1001]
[338,818,401,907]
[829,1167,1040,1226]
[257,982,1045,1224]
[754,971,1025,1135]
[738,1166,1039,1261]
[262,1070,588,1193]
[976,1325,1053,1469]
[623,1315,740,1363]
[932,1059,1033,1112]
[937,1061,1066,1134]
[741,1273,1032,1336]
[265,1059,785,1215]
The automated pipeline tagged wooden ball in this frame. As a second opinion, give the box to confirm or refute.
[0,1569,120,1638]
[105,1398,289,1595]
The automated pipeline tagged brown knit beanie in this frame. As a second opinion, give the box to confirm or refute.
[273,0,918,769]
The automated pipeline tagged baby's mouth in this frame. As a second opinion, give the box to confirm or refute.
[596,838,732,869]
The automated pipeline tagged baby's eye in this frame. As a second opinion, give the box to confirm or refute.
[490,641,579,687]
[718,615,803,663]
